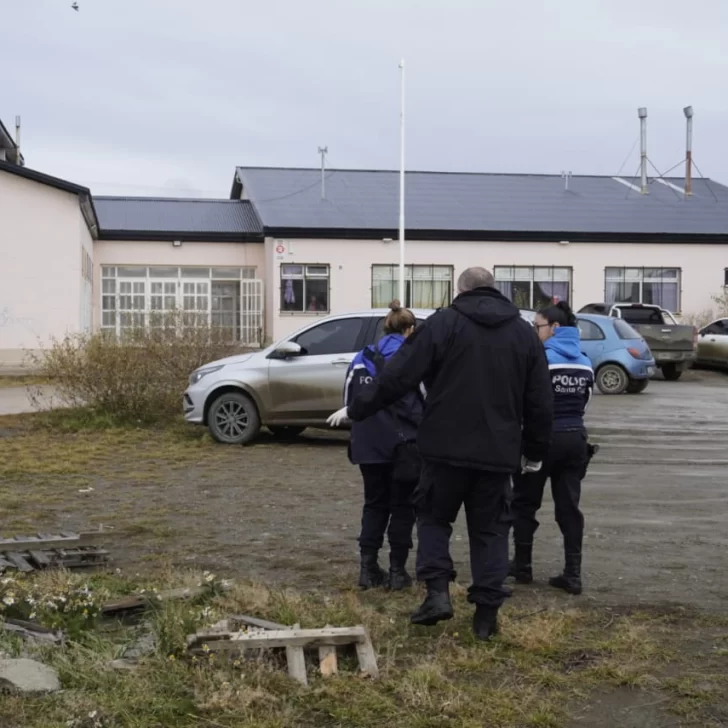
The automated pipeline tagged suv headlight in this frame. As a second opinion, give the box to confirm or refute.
[189,365,224,386]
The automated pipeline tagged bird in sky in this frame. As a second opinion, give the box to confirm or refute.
[71,2,79,10]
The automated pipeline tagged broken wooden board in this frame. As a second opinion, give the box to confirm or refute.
[101,584,232,616]
[186,624,379,685]
[1,618,64,645]
[0,529,108,551]
[0,546,109,574]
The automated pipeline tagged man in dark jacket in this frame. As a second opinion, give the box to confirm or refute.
[332,267,553,639]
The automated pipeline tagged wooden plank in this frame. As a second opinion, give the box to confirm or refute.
[318,645,338,677]
[0,534,79,550]
[188,626,367,653]
[28,550,52,568]
[4,552,34,572]
[101,595,149,614]
[286,645,308,686]
[355,633,379,679]
[0,557,15,570]
[229,614,288,631]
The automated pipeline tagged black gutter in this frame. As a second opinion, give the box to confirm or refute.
[263,226,728,245]
[98,230,264,243]
[0,159,90,195]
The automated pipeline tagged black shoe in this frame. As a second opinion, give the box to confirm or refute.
[473,605,499,641]
[549,551,582,595]
[508,542,534,584]
[358,553,386,590]
[410,584,453,627]
[508,562,533,584]
[548,573,582,595]
[388,566,413,591]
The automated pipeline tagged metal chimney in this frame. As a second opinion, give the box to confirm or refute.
[683,105,693,196]
[14,115,21,166]
[638,107,648,194]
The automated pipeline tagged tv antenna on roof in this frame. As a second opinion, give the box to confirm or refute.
[318,146,328,200]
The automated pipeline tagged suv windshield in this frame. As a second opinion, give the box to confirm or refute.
[614,319,642,340]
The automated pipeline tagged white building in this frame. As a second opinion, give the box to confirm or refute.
[2,119,728,368]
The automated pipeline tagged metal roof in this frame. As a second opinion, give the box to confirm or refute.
[233,166,728,241]
[95,197,263,242]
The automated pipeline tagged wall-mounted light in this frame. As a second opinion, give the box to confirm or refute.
[382,238,393,243]
[173,240,182,248]
[559,240,570,246]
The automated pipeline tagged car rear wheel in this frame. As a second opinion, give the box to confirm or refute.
[268,425,306,440]
[626,378,649,394]
[596,364,629,395]
[661,364,683,381]
[208,392,261,445]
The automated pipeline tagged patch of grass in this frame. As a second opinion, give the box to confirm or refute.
[0,569,726,728]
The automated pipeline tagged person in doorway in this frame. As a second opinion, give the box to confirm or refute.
[509,301,594,595]
[327,267,553,640]
[342,300,423,591]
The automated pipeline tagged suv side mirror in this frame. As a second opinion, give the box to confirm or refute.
[269,341,303,360]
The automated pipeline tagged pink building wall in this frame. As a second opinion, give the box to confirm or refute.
[266,236,725,342]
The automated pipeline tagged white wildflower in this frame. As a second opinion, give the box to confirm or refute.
[2,596,15,606]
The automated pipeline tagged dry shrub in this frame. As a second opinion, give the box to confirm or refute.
[29,317,243,424]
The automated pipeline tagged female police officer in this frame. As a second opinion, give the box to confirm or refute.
[510,301,594,595]
[339,301,423,591]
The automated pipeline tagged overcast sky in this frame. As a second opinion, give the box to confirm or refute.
[3,0,728,197]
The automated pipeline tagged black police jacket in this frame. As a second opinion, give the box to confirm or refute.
[347,286,554,472]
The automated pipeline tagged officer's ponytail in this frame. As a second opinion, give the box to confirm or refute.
[383,299,417,335]
[538,300,577,328]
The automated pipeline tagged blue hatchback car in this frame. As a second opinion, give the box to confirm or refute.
[576,313,656,395]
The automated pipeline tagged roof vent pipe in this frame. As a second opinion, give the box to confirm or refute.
[683,106,693,196]
[638,107,648,194]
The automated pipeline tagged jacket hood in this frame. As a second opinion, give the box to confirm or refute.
[451,286,520,328]
[544,326,583,361]
[377,333,405,358]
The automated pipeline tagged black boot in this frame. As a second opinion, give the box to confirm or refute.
[358,552,386,590]
[549,551,582,595]
[410,578,453,626]
[508,542,534,584]
[473,605,499,641]
[387,551,413,591]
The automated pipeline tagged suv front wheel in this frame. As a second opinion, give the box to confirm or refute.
[208,391,261,445]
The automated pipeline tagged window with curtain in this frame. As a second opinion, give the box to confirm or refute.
[280,264,330,313]
[493,267,572,309]
[371,265,453,309]
[604,268,681,312]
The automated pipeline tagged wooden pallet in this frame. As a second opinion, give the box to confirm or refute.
[187,619,378,686]
[0,530,109,573]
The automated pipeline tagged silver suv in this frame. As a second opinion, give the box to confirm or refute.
[184,308,535,445]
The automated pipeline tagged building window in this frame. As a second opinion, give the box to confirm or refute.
[494,267,572,310]
[605,268,681,312]
[371,265,453,309]
[101,266,259,340]
[281,264,329,313]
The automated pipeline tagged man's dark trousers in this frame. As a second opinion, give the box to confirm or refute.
[415,460,512,607]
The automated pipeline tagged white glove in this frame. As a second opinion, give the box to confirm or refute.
[326,407,350,428]
[521,456,542,474]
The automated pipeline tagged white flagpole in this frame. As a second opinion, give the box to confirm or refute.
[398,59,406,305]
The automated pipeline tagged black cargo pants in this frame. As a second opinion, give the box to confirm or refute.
[511,429,588,554]
[358,464,416,560]
[414,460,512,608]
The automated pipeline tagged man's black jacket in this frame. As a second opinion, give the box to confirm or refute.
[347,287,554,472]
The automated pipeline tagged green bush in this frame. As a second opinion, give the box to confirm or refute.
[29,319,243,425]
